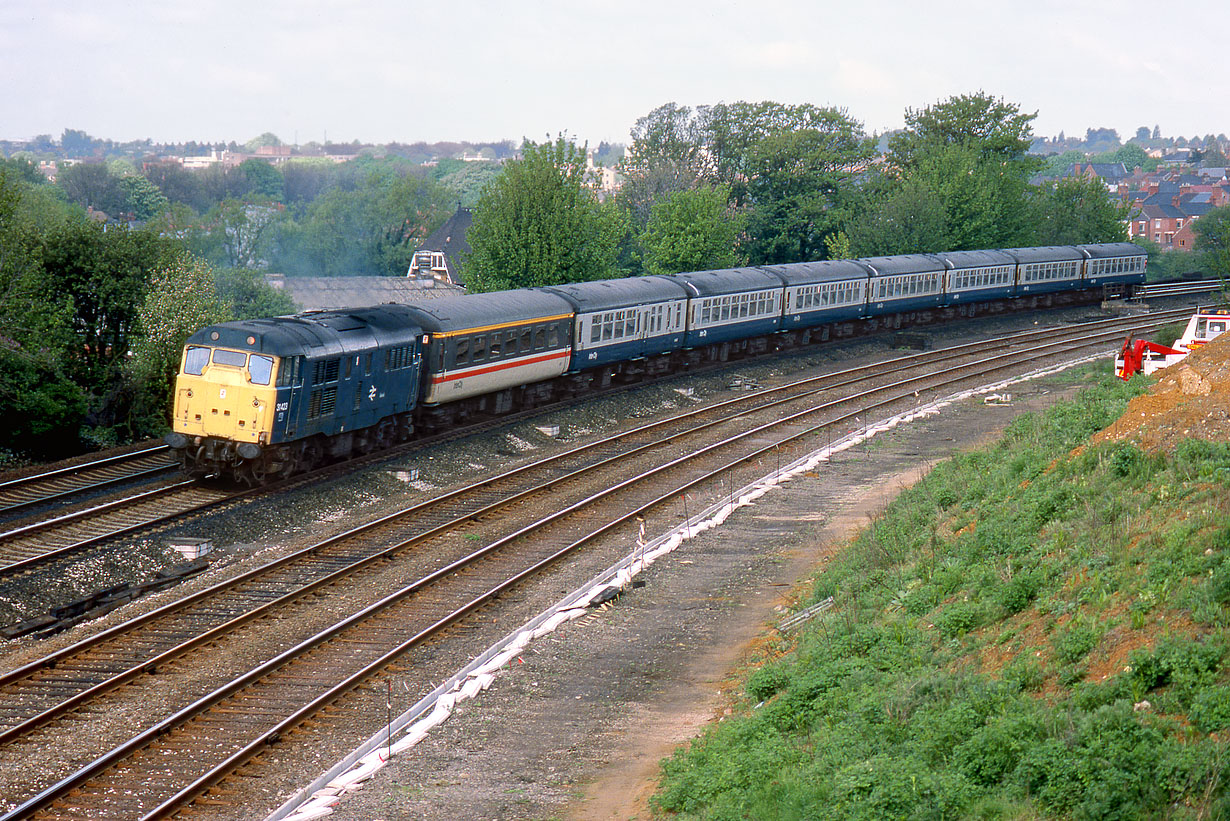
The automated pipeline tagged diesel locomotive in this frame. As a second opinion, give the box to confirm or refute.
[164,242,1147,484]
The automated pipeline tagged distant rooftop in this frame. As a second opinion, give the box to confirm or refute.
[266,275,464,312]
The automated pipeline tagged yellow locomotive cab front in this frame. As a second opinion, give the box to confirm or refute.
[172,345,279,446]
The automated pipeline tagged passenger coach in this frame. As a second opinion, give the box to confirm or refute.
[935,250,1016,305]
[862,254,946,314]
[674,267,785,349]
[763,259,870,329]
[410,290,574,413]
[543,276,688,372]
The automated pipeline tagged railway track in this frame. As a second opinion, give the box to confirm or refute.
[0,446,177,520]
[0,303,1199,584]
[0,309,1192,819]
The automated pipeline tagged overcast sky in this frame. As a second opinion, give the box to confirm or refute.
[2,0,1226,148]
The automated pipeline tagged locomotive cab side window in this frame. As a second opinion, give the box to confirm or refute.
[276,356,301,387]
[249,355,274,386]
[184,346,210,375]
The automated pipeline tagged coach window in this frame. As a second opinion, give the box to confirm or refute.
[520,328,533,350]
[534,326,546,349]
[505,330,518,355]
[472,335,487,362]
[184,346,210,375]
[489,333,502,358]
[455,337,470,365]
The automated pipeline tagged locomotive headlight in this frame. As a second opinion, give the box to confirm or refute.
[187,389,193,397]
[252,398,260,407]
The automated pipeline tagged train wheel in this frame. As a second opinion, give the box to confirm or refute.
[239,460,268,487]
[301,438,324,470]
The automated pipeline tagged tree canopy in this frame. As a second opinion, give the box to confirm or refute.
[464,137,626,291]
[640,186,742,275]
[887,92,1037,170]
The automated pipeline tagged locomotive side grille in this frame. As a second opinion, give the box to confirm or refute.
[307,387,338,420]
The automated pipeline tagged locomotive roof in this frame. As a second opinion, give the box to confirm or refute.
[930,249,1017,269]
[396,289,574,334]
[1075,242,1148,259]
[185,304,426,358]
[757,259,872,286]
[539,275,689,312]
[1000,245,1084,263]
[857,254,946,277]
[668,267,785,296]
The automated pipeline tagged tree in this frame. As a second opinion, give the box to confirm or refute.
[1194,206,1230,283]
[887,92,1037,170]
[909,143,1035,251]
[1134,126,1151,142]
[1033,176,1130,246]
[281,159,336,207]
[271,171,448,276]
[1,156,44,186]
[1083,127,1121,154]
[238,159,283,201]
[56,162,124,214]
[464,136,626,291]
[143,163,208,213]
[244,132,283,152]
[1111,143,1149,171]
[194,198,285,269]
[118,174,169,221]
[126,256,228,436]
[640,186,741,275]
[0,169,86,458]
[618,103,711,230]
[213,268,297,319]
[40,219,182,389]
[741,118,875,263]
[60,129,101,158]
[846,176,948,257]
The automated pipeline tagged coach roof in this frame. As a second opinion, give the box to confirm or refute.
[669,266,785,296]
[931,249,1017,269]
[758,259,872,286]
[539,275,688,313]
[400,289,574,334]
[857,254,946,277]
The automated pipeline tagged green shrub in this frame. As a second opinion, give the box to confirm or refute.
[1053,621,1100,664]
[994,570,1042,615]
[955,714,1038,786]
[1188,686,1230,733]
[934,601,982,638]
[747,663,790,702]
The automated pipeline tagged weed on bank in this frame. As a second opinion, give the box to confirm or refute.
[653,372,1230,820]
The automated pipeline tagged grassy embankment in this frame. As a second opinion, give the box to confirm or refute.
[653,368,1230,820]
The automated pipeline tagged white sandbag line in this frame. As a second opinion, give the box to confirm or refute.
[268,355,1096,820]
